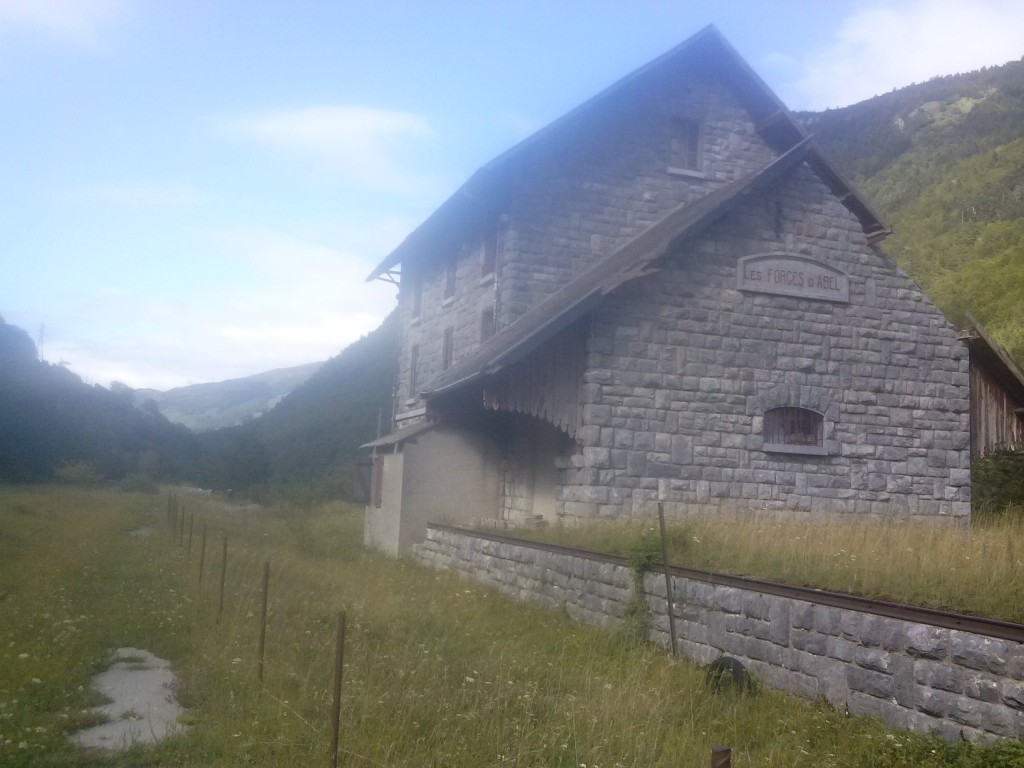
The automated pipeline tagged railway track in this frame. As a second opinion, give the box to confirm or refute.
[430,523,1024,644]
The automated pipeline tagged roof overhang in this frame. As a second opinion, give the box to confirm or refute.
[361,419,437,449]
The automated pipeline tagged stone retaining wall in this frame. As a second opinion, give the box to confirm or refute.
[416,524,1024,742]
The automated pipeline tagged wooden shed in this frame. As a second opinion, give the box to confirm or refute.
[958,318,1024,458]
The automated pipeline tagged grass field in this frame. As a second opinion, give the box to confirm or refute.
[1,486,1022,767]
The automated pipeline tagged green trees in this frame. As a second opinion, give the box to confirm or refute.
[805,58,1024,361]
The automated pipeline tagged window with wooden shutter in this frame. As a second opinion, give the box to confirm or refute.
[764,407,823,448]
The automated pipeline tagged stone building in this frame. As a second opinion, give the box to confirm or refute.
[363,25,971,555]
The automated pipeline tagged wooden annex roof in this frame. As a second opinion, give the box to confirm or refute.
[366,25,889,283]
[958,316,1024,405]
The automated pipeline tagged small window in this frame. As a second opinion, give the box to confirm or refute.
[480,306,495,342]
[444,256,456,300]
[409,344,419,399]
[442,327,454,371]
[410,274,422,318]
[671,118,701,171]
[764,407,823,449]
[480,223,497,277]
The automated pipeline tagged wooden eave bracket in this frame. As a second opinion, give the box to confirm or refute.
[865,228,892,245]
[376,269,401,286]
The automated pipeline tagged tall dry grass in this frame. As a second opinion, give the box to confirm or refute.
[511,511,1024,623]
[2,486,1021,767]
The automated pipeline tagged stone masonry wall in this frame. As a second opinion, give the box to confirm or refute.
[416,525,1024,742]
[395,62,779,424]
[561,164,971,521]
[501,61,778,327]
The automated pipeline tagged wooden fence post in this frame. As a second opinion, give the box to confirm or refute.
[198,523,208,584]
[217,536,228,624]
[658,502,679,656]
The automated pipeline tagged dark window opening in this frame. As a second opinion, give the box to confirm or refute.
[409,344,419,399]
[480,306,495,342]
[442,327,454,371]
[410,274,422,318]
[444,256,456,300]
[481,223,497,277]
[764,407,823,448]
[671,118,701,170]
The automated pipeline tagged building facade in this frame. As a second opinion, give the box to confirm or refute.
[364,26,971,555]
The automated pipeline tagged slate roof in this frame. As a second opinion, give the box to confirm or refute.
[367,24,888,283]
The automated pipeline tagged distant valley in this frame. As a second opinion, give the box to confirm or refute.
[133,362,323,432]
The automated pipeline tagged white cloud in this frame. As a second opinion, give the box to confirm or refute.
[0,0,124,47]
[39,227,399,390]
[219,105,433,193]
[790,0,1024,110]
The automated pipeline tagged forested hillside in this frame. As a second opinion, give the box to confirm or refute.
[800,57,1024,360]
[196,313,397,501]
[0,315,197,484]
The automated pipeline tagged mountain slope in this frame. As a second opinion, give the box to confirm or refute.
[196,313,397,500]
[134,362,323,432]
[0,315,197,483]
[799,57,1024,359]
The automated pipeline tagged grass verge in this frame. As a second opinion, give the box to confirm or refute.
[1,486,1022,766]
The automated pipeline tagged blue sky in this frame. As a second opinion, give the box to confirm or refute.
[3,0,1022,390]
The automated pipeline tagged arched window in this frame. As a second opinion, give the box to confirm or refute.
[764,407,823,449]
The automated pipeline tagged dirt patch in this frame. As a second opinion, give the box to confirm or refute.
[69,647,188,750]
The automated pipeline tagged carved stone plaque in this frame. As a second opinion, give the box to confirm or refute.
[737,253,849,303]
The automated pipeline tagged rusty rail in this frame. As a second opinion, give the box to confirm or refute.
[426,523,1024,643]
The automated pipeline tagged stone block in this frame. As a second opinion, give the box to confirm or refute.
[906,624,948,660]
[1002,680,1024,710]
[964,675,1002,704]
[951,632,1008,675]
[714,586,744,614]
[768,600,790,646]
[791,629,827,656]
[847,666,893,699]
[918,688,953,718]
[854,647,893,674]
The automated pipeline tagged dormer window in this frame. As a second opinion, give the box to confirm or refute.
[764,407,823,450]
